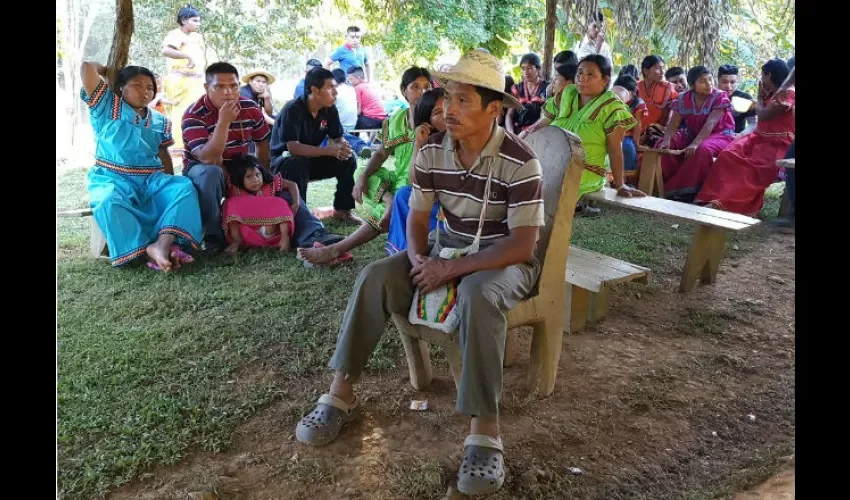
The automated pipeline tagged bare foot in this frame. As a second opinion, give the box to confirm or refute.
[224,243,240,255]
[146,242,173,272]
[297,244,340,265]
[279,238,291,252]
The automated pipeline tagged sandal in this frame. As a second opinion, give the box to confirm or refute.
[295,393,360,446]
[457,434,506,496]
[170,244,195,264]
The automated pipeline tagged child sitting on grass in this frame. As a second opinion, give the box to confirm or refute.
[222,154,300,254]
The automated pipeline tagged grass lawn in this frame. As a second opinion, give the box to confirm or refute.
[56,164,783,499]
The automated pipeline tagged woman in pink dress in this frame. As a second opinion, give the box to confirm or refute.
[695,58,794,215]
[657,65,735,201]
[222,154,299,254]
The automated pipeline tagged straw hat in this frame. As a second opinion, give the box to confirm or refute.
[432,50,521,109]
[242,69,276,85]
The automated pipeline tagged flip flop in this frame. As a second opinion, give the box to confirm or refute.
[146,261,171,272]
[170,244,195,264]
[457,434,506,496]
[297,242,353,268]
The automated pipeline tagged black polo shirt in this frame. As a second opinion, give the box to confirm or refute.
[270,94,343,156]
[731,89,756,133]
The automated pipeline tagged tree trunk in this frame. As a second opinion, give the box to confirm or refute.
[106,0,135,89]
[542,0,557,81]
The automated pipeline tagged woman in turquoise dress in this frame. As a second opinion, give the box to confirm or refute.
[521,54,646,200]
[80,61,203,271]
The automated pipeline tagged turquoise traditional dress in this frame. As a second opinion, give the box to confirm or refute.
[82,81,203,267]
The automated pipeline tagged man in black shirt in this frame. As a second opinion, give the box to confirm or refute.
[718,64,756,134]
[270,67,361,225]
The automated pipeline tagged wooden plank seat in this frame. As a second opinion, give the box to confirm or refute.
[584,187,760,292]
[390,127,587,397]
[635,146,684,197]
[56,208,108,259]
[566,246,650,332]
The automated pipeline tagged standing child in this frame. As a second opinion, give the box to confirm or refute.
[612,75,648,186]
[222,154,300,254]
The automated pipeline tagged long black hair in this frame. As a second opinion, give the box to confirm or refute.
[414,88,446,127]
[226,154,273,191]
[115,66,157,96]
[177,4,200,26]
[762,58,790,87]
[400,67,432,96]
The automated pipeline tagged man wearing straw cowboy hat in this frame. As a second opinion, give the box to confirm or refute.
[240,69,277,126]
[294,49,544,496]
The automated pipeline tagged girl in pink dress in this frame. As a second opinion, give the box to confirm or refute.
[222,154,299,254]
[657,65,735,201]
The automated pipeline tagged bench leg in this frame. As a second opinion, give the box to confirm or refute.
[680,225,727,292]
[504,328,519,367]
[588,285,611,324]
[399,333,433,391]
[90,219,109,259]
[638,152,664,197]
[527,312,564,397]
[778,186,792,217]
[568,285,590,333]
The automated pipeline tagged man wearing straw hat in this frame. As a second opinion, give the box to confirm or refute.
[240,69,277,127]
[294,49,544,496]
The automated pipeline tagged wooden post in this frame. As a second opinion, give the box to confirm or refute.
[106,0,134,88]
[542,0,557,81]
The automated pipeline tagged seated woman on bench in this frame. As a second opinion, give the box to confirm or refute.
[657,65,736,202]
[80,61,202,271]
[694,58,794,216]
[521,55,645,201]
[298,67,433,265]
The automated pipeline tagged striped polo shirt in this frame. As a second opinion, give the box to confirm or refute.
[410,126,544,244]
[181,95,271,174]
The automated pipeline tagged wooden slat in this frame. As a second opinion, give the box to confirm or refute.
[57,208,93,217]
[584,188,760,231]
[776,158,795,169]
[636,146,684,155]
[566,246,650,293]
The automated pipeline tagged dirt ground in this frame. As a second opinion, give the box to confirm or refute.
[107,231,795,500]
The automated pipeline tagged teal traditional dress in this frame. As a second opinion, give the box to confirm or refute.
[543,85,637,196]
[356,107,415,231]
[82,81,203,266]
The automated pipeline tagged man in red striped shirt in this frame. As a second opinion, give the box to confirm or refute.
[183,62,343,252]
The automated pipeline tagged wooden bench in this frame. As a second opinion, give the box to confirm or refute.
[584,187,760,292]
[776,159,795,217]
[566,246,650,332]
[391,127,586,397]
[635,146,684,197]
[57,208,108,259]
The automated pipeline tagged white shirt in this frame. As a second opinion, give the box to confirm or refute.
[334,83,358,131]
[574,36,613,65]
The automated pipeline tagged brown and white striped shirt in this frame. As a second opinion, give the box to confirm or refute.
[410,126,544,244]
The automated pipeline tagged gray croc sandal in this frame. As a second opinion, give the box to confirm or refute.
[457,434,506,496]
[295,393,360,446]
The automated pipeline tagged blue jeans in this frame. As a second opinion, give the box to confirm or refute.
[320,134,369,155]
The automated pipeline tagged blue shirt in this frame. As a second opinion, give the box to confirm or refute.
[329,45,368,74]
[81,81,173,174]
[294,79,305,98]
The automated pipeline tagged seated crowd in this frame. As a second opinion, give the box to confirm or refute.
[77,15,794,494]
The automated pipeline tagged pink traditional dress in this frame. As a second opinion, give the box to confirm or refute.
[221,173,295,248]
[658,89,735,200]
[695,89,795,215]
